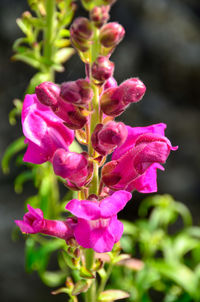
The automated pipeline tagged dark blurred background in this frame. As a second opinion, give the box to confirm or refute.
[0,0,200,301]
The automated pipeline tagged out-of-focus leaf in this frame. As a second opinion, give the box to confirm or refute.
[175,203,192,226]
[54,39,71,48]
[172,233,199,258]
[26,72,51,94]
[54,47,75,64]
[150,260,199,299]
[98,289,130,301]
[14,170,35,193]
[2,137,25,173]
[59,29,70,38]
[16,18,33,38]
[40,270,66,287]
[72,280,89,296]
[79,266,95,279]
[69,140,83,153]
[9,99,23,125]
[11,52,40,69]
[25,237,64,273]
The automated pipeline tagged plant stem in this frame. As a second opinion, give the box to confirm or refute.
[97,262,114,296]
[44,0,56,81]
[85,27,101,302]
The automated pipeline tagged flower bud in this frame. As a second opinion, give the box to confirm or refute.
[53,149,89,188]
[92,121,128,155]
[92,56,114,84]
[100,78,146,116]
[100,87,123,116]
[104,76,118,90]
[100,22,125,48]
[35,81,60,106]
[117,78,146,105]
[90,6,110,28]
[60,79,93,105]
[70,17,93,52]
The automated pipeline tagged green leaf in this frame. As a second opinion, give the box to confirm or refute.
[69,140,83,153]
[173,233,199,258]
[26,72,51,94]
[54,48,75,64]
[11,53,40,69]
[72,280,89,296]
[14,170,35,193]
[40,270,66,287]
[2,137,26,173]
[9,99,23,125]
[150,260,199,299]
[98,289,130,302]
[16,18,33,38]
[79,266,95,279]
[61,250,78,270]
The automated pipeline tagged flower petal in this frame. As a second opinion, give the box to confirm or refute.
[100,191,132,218]
[112,123,167,160]
[66,199,101,220]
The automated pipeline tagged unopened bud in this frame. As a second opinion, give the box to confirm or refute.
[60,79,93,105]
[92,56,114,84]
[35,82,60,106]
[70,17,93,52]
[100,87,123,116]
[101,78,146,116]
[53,149,89,187]
[92,121,127,155]
[117,78,146,105]
[100,22,125,48]
[104,76,118,90]
[90,6,110,28]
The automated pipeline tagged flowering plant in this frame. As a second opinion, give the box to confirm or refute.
[11,0,180,301]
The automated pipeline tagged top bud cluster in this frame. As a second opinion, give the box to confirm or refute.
[16,0,177,253]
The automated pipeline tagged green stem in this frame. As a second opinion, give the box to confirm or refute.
[97,262,114,296]
[43,0,56,81]
[84,27,101,302]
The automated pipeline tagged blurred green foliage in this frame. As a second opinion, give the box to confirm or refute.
[110,195,200,302]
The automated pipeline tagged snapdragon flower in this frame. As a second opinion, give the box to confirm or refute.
[102,123,178,193]
[66,190,132,253]
[22,94,74,164]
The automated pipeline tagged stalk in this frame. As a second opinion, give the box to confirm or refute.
[85,27,101,302]
[44,0,56,81]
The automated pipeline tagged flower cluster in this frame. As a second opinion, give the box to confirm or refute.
[16,1,177,253]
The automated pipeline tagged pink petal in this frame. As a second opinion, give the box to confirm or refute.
[100,190,132,218]
[112,123,167,160]
[108,216,124,243]
[89,225,115,253]
[74,218,92,249]
[15,220,35,233]
[66,199,101,220]
[126,163,164,193]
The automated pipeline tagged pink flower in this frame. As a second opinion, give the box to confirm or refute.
[15,205,76,240]
[22,94,74,164]
[66,190,132,253]
[102,123,178,193]
[52,149,91,188]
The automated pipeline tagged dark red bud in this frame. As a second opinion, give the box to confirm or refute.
[92,56,114,84]
[90,6,110,28]
[70,17,93,52]
[92,121,127,155]
[60,79,93,105]
[100,22,125,48]
[35,82,60,106]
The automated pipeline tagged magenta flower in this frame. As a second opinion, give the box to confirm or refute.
[66,190,132,253]
[15,205,76,240]
[102,123,178,193]
[52,148,91,188]
[22,94,74,164]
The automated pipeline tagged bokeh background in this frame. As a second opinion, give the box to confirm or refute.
[0,0,200,301]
